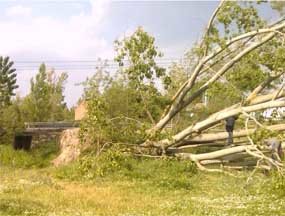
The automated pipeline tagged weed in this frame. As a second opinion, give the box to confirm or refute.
[0,141,59,168]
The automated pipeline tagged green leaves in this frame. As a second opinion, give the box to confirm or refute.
[204,1,266,55]
[217,1,264,34]
[251,127,279,146]
[22,64,70,122]
[226,51,267,93]
[0,56,18,107]
[114,27,170,90]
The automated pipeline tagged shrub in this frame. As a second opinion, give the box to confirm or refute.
[55,146,198,190]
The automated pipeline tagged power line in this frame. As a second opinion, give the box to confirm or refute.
[14,59,182,71]
[14,58,182,63]
[15,62,176,66]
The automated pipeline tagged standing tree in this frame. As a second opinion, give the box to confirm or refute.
[0,56,18,136]
[0,56,18,107]
[22,63,71,122]
[115,27,171,124]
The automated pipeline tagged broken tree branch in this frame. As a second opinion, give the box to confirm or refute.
[245,71,285,103]
[181,124,285,144]
[150,31,280,134]
[153,99,285,148]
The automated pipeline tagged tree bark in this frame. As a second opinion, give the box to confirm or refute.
[176,145,257,161]
[245,72,285,103]
[181,124,285,145]
[149,31,280,134]
[153,99,285,148]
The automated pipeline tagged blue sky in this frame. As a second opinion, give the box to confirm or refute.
[0,0,278,106]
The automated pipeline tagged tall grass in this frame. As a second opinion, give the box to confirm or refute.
[0,142,285,215]
[0,141,59,168]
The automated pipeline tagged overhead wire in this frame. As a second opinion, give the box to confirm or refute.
[14,58,184,71]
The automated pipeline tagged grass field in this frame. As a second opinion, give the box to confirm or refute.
[0,143,285,216]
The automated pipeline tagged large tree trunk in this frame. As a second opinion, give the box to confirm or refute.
[176,145,256,161]
[176,145,283,171]
[148,20,285,135]
[145,100,285,149]
[141,5,285,172]
[181,124,285,145]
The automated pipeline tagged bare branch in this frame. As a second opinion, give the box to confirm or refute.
[245,71,285,103]
[181,32,277,109]
[249,90,285,105]
[176,145,257,161]
[156,99,285,148]
[272,82,285,101]
[150,32,279,134]
[202,0,225,57]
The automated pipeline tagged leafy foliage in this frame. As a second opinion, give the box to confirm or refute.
[0,56,18,107]
[205,81,242,113]
[226,52,267,93]
[270,1,285,15]
[79,95,110,151]
[0,63,73,143]
[80,31,172,149]
[79,73,166,147]
[0,96,24,143]
[21,64,72,122]
[203,1,265,54]
[250,127,281,146]
[114,27,171,89]
[56,144,197,189]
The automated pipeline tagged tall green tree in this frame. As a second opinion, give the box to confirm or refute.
[0,95,24,140]
[0,56,18,138]
[0,56,18,108]
[114,27,171,89]
[115,27,170,124]
[22,64,72,122]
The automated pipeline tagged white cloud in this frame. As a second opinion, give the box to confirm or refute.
[5,5,32,17]
[1,0,112,59]
[0,0,113,106]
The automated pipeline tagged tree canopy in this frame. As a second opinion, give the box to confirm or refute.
[0,56,18,108]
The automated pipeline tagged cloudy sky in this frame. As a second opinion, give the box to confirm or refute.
[0,0,278,107]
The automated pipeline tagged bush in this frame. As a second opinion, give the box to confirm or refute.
[56,145,133,180]
[55,146,198,190]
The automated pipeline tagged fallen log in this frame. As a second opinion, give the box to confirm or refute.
[144,100,285,149]
[180,124,285,145]
[201,159,258,167]
[176,145,257,161]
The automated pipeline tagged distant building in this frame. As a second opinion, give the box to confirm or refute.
[75,101,87,121]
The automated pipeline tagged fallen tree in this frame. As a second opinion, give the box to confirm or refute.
[144,100,285,149]
[138,1,285,172]
[182,124,285,144]
[98,1,285,173]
